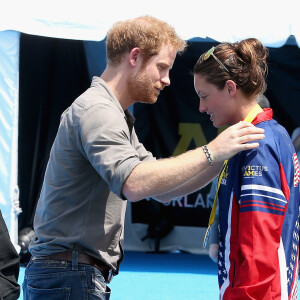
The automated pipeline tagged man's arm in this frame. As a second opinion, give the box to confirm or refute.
[148,161,223,202]
[122,121,264,202]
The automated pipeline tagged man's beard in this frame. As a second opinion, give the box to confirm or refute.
[128,68,161,104]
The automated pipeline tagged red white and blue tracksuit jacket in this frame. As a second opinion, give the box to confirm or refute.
[218,108,299,299]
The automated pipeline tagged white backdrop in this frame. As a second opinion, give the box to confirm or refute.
[1,0,300,46]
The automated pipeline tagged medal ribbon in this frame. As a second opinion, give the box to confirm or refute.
[203,104,263,249]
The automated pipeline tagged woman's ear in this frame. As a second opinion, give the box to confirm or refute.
[226,80,237,96]
[129,47,141,66]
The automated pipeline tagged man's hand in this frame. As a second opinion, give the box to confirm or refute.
[208,121,265,163]
[209,243,219,263]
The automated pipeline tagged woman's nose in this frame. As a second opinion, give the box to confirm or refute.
[199,100,207,113]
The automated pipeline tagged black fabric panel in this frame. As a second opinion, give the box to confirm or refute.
[17,36,300,231]
[18,34,90,231]
[132,41,300,228]
[266,44,300,134]
[134,41,217,157]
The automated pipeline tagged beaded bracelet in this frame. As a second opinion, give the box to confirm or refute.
[202,145,213,167]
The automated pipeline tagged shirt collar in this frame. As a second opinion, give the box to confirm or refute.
[252,108,273,125]
[91,76,125,115]
[91,76,136,132]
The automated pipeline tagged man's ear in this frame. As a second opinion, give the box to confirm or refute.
[226,80,237,96]
[129,47,141,66]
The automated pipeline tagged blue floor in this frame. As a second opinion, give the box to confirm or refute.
[18,251,300,300]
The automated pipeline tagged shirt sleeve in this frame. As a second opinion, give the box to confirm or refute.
[131,127,155,162]
[79,103,151,198]
[227,141,287,299]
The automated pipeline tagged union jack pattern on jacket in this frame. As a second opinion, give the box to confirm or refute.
[218,109,299,299]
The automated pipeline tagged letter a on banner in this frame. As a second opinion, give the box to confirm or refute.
[172,123,207,156]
